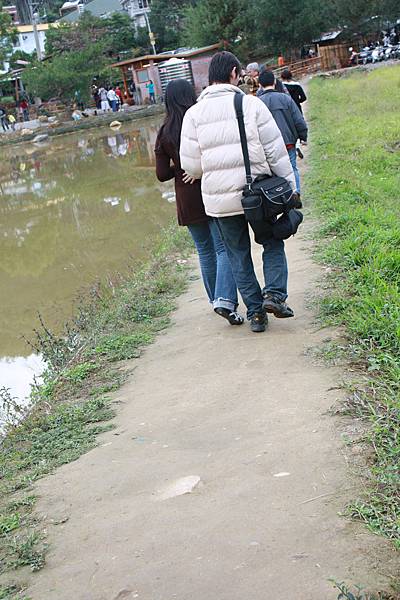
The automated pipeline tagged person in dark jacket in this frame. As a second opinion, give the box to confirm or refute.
[280,69,307,113]
[257,66,288,96]
[258,70,308,194]
[155,79,243,326]
[0,106,9,131]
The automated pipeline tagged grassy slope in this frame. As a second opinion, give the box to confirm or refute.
[307,66,400,550]
[0,224,193,597]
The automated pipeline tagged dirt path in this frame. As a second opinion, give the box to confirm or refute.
[24,156,396,598]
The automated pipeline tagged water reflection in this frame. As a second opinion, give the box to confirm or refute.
[0,117,175,395]
[0,354,46,406]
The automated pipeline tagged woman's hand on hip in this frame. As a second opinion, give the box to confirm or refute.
[182,172,196,184]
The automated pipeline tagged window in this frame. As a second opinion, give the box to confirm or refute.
[137,69,149,83]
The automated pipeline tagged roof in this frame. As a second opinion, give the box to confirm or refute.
[61,0,79,9]
[59,0,123,22]
[110,43,221,68]
[314,30,343,43]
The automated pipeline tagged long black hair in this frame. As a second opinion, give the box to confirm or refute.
[162,79,197,150]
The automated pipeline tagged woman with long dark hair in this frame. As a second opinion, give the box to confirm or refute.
[155,79,243,325]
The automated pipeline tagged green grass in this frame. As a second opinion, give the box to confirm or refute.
[331,579,397,600]
[0,223,193,590]
[307,66,400,551]
[0,586,31,600]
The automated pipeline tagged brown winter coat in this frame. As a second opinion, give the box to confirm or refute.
[155,127,207,226]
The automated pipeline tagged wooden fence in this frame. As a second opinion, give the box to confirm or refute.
[272,56,323,79]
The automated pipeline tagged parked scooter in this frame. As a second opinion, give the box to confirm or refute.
[371,45,384,63]
[359,46,372,64]
[384,45,399,60]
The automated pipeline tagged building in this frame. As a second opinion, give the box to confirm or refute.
[1,23,52,72]
[119,0,151,29]
[111,43,221,104]
[14,23,49,55]
[59,0,124,22]
[313,30,359,70]
[58,0,150,28]
[2,4,20,24]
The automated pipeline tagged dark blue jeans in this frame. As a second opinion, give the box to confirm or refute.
[188,218,238,312]
[217,215,288,319]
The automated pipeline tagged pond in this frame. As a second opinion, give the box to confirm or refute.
[0,116,175,406]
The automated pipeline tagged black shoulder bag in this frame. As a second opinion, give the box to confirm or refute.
[234,92,303,240]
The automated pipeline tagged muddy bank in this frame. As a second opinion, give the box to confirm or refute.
[0,104,164,147]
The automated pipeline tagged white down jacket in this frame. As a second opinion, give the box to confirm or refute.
[180,84,296,218]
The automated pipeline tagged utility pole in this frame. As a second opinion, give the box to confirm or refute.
[28,0,42,60]
[143,10,156,55]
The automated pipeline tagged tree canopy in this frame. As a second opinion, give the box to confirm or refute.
[149,0,192,51]
[45,12,149,56]
[181,0,246,49]
[150,0,398,54]
[22,42,109,102]
[0,1,17,66]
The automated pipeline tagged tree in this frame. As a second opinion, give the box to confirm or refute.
[252,0,333,55]
[0,1,17,66]
[330,0,400,36]
[8,48,34,69]
[45,12,150,57]
[181,0,247,48]
[328,0,379,34]
[378,0,400,20]
[150,0,193,52]
[22,42,108,102]
[103,12,138,54]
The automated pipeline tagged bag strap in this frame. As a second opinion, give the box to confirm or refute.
[234,92,253,190]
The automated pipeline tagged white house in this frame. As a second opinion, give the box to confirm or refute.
[1,23,51,72]
[119,0,151,29]
[13,23,49,56]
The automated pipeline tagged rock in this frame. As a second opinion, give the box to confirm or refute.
[33,133,49,143]
[21,128,32,136]
[110,120,122,129]
[48,120,59,128]
[48,116,58,123]
[38,115,48,123]
[156,475,201,501]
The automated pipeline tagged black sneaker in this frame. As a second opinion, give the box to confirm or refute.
[250,311,268,333]
[296,147,304,159]
[214,307,244,326]
[262,294,294,318]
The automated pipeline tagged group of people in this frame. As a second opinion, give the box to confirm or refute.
[241,62,307,191]
[93,85,124,112]
[0,99,28,133]
[156,51,308,333]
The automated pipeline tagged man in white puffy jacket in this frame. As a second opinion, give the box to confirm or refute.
[180,51,297,333]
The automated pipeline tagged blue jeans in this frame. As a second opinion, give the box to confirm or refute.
[288,147,300,193]
[188,218,238,312]
[217,215,288,319]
